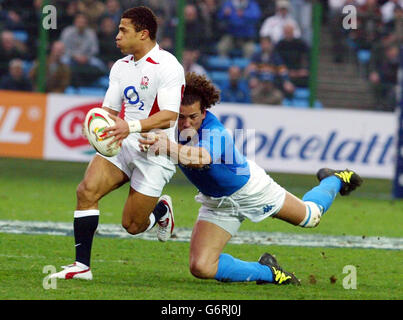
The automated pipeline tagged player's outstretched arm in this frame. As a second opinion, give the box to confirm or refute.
[139,132,211,168]
[103,110,178,147]
[137,110,178,132]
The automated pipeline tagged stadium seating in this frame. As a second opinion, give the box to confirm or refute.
[205,55,232,71]
[92,76,109,89]
[22,60,34,76]
[293,87,310,100]
[209,70,229,88]
[205,56,324,109]
[12,30,28,43]
[64,86,77,94]
[228,48,243,58]
[64,86,106,96]
[282,97,323,109]
[232,57,250,69]
[357,49,371,78]
[205,55,251,71]
[77,87,106,96]
[357,49,371,64]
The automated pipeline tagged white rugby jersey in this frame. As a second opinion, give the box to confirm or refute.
[103,43,185,143]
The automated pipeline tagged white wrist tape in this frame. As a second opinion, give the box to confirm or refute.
[128,120,142,133]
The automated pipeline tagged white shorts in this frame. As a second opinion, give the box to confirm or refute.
[99,134,175,197]
[196,160,286,236]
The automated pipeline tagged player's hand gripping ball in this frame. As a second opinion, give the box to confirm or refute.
[83,108,121,157]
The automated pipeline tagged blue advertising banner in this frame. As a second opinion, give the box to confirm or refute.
[392,47,403,198]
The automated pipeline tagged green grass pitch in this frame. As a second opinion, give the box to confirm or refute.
[0,158,402,300]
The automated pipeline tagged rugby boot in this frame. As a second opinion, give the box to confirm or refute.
[49,262,93,280]
[317,168,363,196]
[157,195,175,242]
[256,253,301,285]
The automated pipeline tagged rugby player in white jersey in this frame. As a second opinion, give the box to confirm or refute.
[51,6,185,280]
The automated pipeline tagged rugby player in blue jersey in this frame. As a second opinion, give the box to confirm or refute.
[139,72,363,286]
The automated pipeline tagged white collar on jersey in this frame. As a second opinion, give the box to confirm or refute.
[133,43,160,66]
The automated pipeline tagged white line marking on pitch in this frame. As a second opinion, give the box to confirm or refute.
[0,220,402,250]
[0,253,129,264]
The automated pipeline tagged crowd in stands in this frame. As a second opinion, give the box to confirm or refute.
[0,0,400,111]
[329,0,401,111]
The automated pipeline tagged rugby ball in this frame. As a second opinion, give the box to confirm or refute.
[84,108,121,157]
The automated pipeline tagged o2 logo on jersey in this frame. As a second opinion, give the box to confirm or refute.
[124,86,144,110]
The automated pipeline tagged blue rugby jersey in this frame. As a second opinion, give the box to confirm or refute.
[178,111,250,197]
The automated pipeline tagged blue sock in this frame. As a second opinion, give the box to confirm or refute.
[214,253,273,283]
[302,176,342,213]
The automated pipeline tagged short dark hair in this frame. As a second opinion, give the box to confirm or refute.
[122,6,157,40]
[182,72,220,113]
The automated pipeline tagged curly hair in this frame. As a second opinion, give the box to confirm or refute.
[182,72,220,112]
[122,6,157,40]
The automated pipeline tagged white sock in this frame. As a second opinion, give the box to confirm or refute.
[145,214,156,231]
[74,209,100,218]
